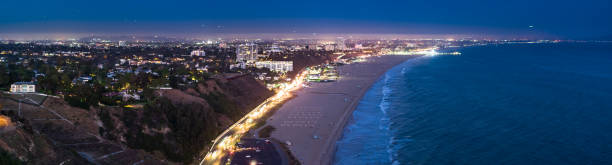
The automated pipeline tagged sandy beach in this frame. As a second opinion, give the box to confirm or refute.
[265,55,420,165]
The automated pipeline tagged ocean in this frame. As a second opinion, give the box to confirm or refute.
[333,43,612,165]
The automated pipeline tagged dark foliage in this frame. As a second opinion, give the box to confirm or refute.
[0,149,23,165]
[201,92,240,120]
[124,97,219,164]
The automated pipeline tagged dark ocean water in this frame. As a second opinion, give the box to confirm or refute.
[334,43,612,165]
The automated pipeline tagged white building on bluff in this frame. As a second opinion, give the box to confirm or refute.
[255,61,293,73]
[10,82,35,93]
[190,50,206,56]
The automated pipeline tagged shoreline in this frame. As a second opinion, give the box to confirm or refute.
[266,55,420,165]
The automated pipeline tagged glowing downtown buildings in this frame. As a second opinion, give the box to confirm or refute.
[236,43,257,62]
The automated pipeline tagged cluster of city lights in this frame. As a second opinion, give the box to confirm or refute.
[391,47,461,56]
[0,115,10,128]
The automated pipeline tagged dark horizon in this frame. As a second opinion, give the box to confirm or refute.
[1,0,611,40]
[0,32,554,41]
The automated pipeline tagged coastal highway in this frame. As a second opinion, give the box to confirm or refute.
[199,70,307,165]
[200,49,443,165]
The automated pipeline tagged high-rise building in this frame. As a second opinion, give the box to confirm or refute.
[236,43,257,62]
[118,41,127,47]
[336,38,346,51]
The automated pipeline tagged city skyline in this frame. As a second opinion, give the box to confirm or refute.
[1,0,611,40]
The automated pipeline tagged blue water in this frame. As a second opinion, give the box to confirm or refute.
[334,43,612,165]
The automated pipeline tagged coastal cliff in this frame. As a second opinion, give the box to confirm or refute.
[0,75,273,164]
[99,75,273,164]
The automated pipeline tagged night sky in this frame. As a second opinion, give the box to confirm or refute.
[1,0,611,39]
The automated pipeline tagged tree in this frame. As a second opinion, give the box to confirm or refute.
[0,149,22,165]
[64,83,106,109]
[169,75,178,88]
[0,66,9,89]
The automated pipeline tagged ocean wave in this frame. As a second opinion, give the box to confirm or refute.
[335,58,423,165]
[380,72,396,163]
